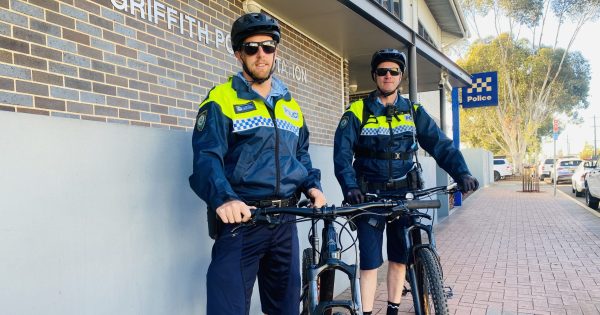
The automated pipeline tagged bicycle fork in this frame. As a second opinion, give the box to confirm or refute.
[305,220,361,315]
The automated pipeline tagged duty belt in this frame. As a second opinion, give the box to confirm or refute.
[355,149,412,160]
[366,178,409,191]
[246,196,297,208]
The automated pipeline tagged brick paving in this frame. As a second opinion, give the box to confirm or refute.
[336,181,600,314]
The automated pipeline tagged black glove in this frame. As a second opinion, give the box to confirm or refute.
[346,188,364,205]
[458,174,479,193]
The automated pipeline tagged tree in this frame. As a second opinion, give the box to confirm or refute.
[456,0,599,173]
[580,142,595,160]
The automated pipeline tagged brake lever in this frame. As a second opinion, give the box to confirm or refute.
[230,210,267,235]
[446,182,459,193]
[364,193,379,202]
[298,199,311,208]
[386,204,408,222]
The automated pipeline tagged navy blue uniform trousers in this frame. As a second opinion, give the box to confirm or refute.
[206,214,300,315]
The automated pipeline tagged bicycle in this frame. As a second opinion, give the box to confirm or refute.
[238,183,457,315]
[361,183,459,315]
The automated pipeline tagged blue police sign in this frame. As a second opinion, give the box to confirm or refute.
[461,71,498,108]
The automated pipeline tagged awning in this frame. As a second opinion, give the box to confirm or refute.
[255,0,472,93]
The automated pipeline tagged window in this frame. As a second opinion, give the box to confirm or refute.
[373,0,402,20]
[494,160,506,165]
[392,0,401,19]
[418,21,437,48]
[560,160,581,167]
[382,0,389,11]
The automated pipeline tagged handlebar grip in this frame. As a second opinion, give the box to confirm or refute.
[404,199,441,209]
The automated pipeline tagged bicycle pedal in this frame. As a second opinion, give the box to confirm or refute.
[402,285,410,296]
[443,286,454,299]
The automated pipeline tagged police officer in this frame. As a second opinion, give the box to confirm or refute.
[189,13,326,315]
[333,48,478,315]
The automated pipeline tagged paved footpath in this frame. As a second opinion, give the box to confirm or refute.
[337,181,600,314]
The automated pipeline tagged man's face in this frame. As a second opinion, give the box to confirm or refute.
[374,61,402,94]
[235,34,278,81]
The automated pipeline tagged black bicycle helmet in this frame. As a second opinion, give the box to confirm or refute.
[370,48,406,74]
[231,13,280,51]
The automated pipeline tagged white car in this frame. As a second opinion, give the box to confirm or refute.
[550,158,581,184]
[571,160,595,197]
[584,164,600,209]
[538,158,555,180]
[493,158,513,181]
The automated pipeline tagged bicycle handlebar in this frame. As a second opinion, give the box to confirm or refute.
[249,183,456,222]
[366,182,459,201]
[251,200,398,218]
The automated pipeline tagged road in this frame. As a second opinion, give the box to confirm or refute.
[539,179,591,205]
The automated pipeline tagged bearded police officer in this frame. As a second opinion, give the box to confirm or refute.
[189,13,326,315]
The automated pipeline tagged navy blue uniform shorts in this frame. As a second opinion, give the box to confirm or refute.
[355,214,411,270]
[206,214,300,315]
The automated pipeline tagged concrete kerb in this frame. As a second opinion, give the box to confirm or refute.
[555,185,600,218]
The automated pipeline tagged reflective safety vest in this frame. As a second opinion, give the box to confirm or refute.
[334,91,470,194]
[189,76,321,210]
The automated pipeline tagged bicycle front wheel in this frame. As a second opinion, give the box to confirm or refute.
[301,248,313,315]
[414,247,449,315]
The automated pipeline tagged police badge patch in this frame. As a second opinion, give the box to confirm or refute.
[339,116,349,129]
[234,102,256,114]
[196,110,207,132]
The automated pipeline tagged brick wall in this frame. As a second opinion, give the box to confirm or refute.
[0,0,345,145]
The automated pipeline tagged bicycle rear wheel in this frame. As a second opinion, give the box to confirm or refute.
[414,247,449,314]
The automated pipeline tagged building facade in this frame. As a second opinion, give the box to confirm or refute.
[0,0,347,144]
[0,0,470,314]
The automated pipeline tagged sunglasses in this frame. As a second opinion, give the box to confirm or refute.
[241,40,277,55]
[375,67,401,76]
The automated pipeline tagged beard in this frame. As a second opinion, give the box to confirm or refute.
[247,61,272,80]
[241,57,275,84]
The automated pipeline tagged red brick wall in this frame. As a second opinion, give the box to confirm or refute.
[0,0,346,145]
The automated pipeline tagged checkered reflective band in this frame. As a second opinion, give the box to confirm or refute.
[360,125,415,136]
[233,116,274,132]
[233,116,299,136]
[276,119,300,136]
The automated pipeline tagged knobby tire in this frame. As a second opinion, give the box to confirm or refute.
[415,247,449,315]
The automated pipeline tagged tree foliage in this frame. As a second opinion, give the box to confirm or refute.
[457,0,599,172]
[580,142,595,160]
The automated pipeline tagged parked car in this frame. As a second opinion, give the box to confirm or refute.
[571,160,596,197]
[584,164,600,209]
[550,158,582,184]
[538,158,555,180]
[493,158,513,181]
